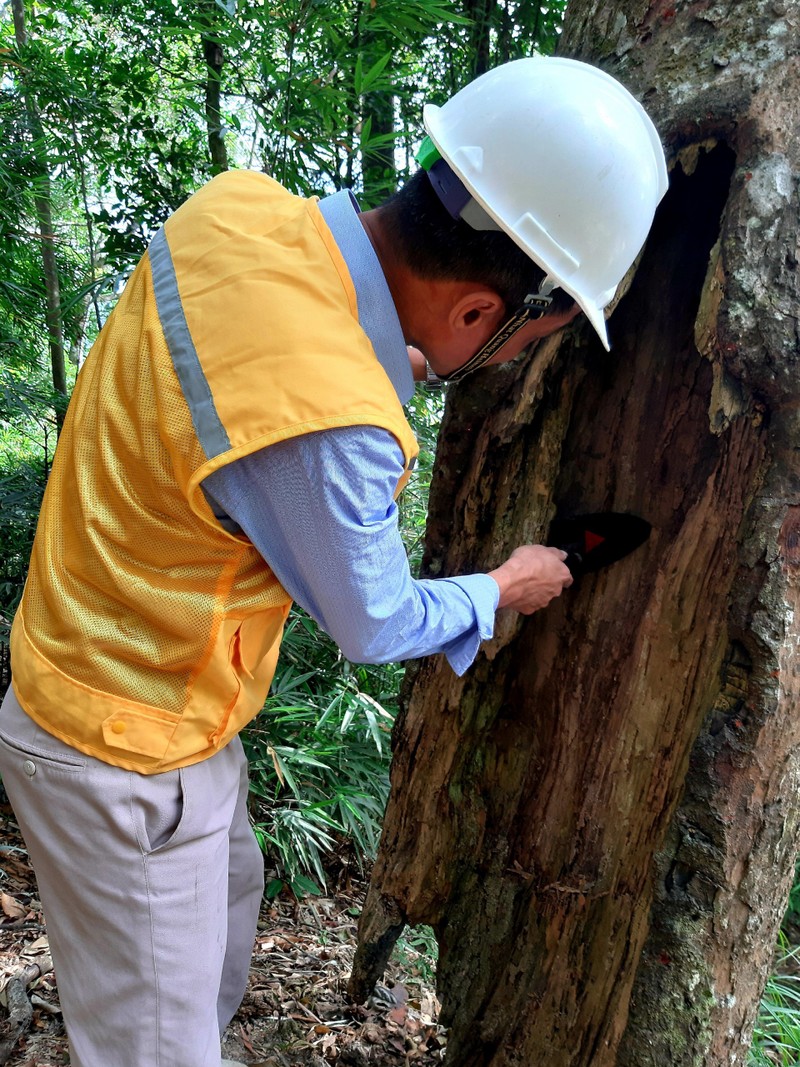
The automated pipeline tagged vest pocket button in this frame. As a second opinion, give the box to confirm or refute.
[23,760,36,776]
[111,721,126,735]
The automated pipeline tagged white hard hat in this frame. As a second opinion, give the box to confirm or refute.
[421,57,669,350]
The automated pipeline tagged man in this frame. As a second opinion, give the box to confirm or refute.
[0,57,667,1066]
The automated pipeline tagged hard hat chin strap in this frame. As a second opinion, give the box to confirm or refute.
[438,291,553,383]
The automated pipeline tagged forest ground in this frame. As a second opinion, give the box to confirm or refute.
[0,803,445,1067]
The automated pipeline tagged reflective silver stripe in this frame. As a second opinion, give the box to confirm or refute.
[318,190,414,405]
[149,227,231,459]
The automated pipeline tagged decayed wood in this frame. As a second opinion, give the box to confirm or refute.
[351,1,800,1064]
[0,957,54,1065]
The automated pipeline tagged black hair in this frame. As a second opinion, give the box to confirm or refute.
[380,169,575,317]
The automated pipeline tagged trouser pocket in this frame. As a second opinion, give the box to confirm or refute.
[132,767,186,853]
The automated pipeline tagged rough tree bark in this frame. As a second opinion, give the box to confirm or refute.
[350,2,800,1065]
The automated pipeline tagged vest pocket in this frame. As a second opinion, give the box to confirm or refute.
[101,707,181,760]
[206,613,286,747]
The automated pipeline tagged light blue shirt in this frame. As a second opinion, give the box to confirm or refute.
[203,190,498,676]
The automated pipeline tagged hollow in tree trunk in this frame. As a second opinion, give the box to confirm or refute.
[350,2,800,1064]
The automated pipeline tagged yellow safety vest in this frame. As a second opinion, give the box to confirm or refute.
[11,171,418,773]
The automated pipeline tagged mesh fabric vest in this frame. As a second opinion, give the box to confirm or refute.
[11,171,418,772]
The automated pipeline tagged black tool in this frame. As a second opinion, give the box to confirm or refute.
[549,512,652,578]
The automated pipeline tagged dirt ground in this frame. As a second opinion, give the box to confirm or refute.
[0,804,446,1067]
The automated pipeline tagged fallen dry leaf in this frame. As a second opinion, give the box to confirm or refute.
[388,1005,408,1026]
[22,935,50,955]
[1,891,26,920]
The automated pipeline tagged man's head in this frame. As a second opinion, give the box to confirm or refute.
[381,169,577,323]
[366,57,668,382]
[377,169,579,379]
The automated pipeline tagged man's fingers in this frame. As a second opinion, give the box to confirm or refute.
[490,543,576,611]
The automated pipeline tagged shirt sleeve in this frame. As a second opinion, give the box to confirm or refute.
[201,425,499,676]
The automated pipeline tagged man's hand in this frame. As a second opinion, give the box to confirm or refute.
[488,545,573,614]
[407,345,428,382]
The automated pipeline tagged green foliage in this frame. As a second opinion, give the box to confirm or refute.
[783,856,800,930]
[243,613,403,896]
[749,857,800,1065]
[224,0,475,203]
[400,387,447,572]
[0,365,59,647]
[750,936,800,1066]
[392,924,440,987]
[0,415,50,645]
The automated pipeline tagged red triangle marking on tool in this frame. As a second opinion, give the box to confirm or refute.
[584,530,606,553]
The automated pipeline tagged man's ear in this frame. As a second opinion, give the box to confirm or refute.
[448,290,504,334]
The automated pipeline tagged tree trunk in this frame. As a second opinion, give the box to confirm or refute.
[464,0,493,77]
[11,0,68,429]
[356,0,396,208]
[350,2,800,1065]
[359,34,396,207]
[201,0,229,174]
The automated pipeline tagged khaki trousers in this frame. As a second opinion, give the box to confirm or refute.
[0,686,264,1067]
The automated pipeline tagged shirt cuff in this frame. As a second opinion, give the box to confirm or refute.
[438,572,500,676]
